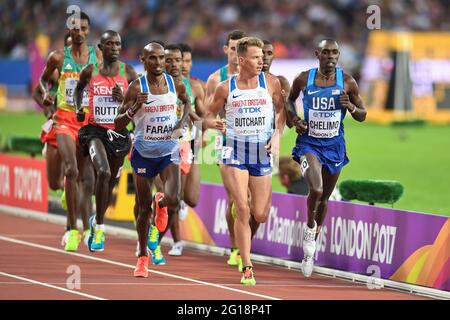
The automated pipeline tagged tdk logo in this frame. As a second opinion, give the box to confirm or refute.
[238,107,261,114]
[155,115,171,122]
[313,111,337,118]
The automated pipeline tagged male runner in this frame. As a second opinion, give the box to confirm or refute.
[115,42,191,277]
[204,37,286,285]
[163,44,205,256]
[179,43,207,93]
[33,33,72,192]
[286,39,366,277]
[39,12,101,251]
[75,30,138,252]
[205,30,246,268]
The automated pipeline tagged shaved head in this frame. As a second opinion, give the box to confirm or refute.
[317,39,339,50]
[143,42,164,55]
[100,30,120,43]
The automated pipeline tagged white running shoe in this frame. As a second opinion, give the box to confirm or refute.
[168,241,183,256]
[179,200,188,221]
[303,221,317,258]
[301,256,314,277]
[61,230,69,246]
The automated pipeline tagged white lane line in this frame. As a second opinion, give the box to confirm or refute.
[0,271,106,300]
[0,281,361,288]
[0,235,281,300]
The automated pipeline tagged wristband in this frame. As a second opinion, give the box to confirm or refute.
[350,106,357,114]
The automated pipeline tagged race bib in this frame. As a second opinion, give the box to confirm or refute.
[65,78,89,106]
[308,109,341,138]
[93,95,118,124]
[233,109,267,136]
[143,113,175,141]
[221,146,232,160]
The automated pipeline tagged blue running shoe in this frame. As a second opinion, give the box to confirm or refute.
[147,225,159,251]
[151,245,166,265]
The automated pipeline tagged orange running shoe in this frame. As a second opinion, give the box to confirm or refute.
[154,192,168,232]
[133,255,149,278]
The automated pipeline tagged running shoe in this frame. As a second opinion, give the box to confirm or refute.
[147,224,159,251]
[178,200,188,221]
[301,256,314,277]
[133,255,149,278]
[151,245,166,265]
[227,248,239,266]
[87,215,96,252]
[303,221,317,258]
[168,241,183,256]
[154,192,168,232]
[91,228,105,252]
[64,229,79,251]
[61,230,70,246]
[240,266,256,285]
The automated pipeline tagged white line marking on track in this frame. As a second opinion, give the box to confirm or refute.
[0,271,106,300]
[0,281,361,288]
[0,235,281,300]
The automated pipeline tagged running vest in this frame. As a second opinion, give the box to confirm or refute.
[296,67,346,147]
[176,76,196,140]
[88,63,128,129]
[57,46,97,111]
[219,65,228,82]
[133,73,179,158]
[225,73,273,143]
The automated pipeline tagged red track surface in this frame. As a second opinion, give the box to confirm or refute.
[0,212,432,300]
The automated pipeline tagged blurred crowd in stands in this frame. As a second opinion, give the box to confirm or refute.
[1,0,449,74]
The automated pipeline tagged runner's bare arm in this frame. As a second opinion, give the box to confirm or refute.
[287,72,308,134]
[39,50,63,105]
[125,64,138,83]
[192,79,206,117]
[205,71,220,106]
[269,74,286,134]
[341,74,366,122]
[114,80,147,131]
[174,82,191,132]
[203,81,228,132]
[74,64,94,121]
[277,75,291,100]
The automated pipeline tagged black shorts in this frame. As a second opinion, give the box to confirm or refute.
[78,124,131,158]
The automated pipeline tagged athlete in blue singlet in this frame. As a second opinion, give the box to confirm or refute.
[115,43,191,278]
[286,39,367,277]
[204,37,286,285]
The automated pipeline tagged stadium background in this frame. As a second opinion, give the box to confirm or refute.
[0,0,449,216]
[0,0,449,299]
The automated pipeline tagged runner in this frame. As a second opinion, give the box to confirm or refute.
[115,42,191,277]
[75,30,138,252]
[33,33,72,192]
[205,30,246,268]
[179,42,207,93]
[163,44,206,256]
[39,12,101,251]
[204,37,286,285]
[286,39,366,277]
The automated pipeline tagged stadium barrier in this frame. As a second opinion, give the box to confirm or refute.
[0,153,48,212]
[106,175,448,292]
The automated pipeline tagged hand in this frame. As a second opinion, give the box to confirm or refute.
[339,92,356,113]
[42,92,55,107]
[294,118,308,135]
[112,84,124,103]
[213,118,226,134]
[76,109,85,122]
[130,92,148,114]
[265,136,279,155]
